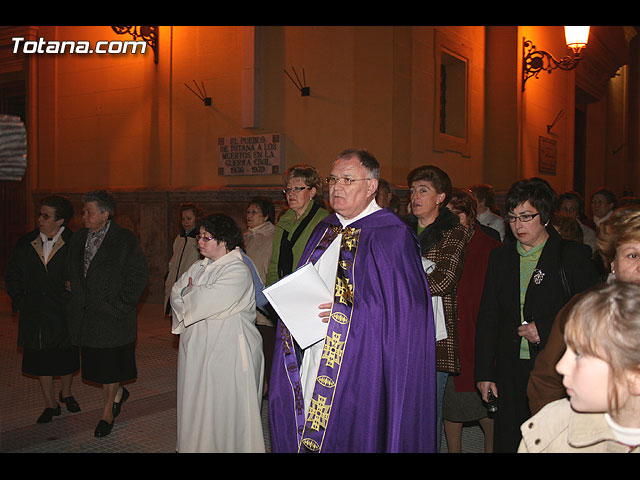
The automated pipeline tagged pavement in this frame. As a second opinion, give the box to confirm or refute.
[0,284,486,454]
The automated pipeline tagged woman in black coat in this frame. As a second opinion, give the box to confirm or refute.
[5,195,81,424]
[67,190,148,438]
[474,178,600,452]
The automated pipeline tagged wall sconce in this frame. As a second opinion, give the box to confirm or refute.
[522,26,590,91]
[112,26,158,64]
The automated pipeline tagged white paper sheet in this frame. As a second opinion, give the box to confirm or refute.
[422,258,448,342]
[263,262,333,349]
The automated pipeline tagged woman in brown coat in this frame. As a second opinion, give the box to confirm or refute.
[405,165,467,451]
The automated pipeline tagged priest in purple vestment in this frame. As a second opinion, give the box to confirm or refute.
[268,149,437,453]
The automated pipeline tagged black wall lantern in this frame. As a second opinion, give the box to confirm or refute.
[522,26,590,91]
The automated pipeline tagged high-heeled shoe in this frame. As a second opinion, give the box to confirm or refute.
[94,419,114,437]
[112,386,130,418]
[59,392,81,413]
[36,404,61,424]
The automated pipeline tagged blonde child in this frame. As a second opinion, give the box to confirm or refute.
[519,281,640,453]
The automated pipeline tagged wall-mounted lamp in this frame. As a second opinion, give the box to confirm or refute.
[112,26,158,64]
[522,26,590,91]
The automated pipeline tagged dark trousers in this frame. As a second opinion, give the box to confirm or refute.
[493,359,532,453]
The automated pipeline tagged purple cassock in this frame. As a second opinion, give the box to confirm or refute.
[268,208,437,453]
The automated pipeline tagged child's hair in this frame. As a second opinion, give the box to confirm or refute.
[564,281,640,413]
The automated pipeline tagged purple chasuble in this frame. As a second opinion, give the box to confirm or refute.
[268,208,437,453]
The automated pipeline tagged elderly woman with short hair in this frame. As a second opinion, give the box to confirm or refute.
[67,190,148,438]
[5,195,80,424]
[475,178,600,452]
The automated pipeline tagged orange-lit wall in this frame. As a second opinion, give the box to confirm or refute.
[518,26,576,194]
[31,26,487,193]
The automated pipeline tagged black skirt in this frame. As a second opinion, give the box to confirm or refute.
[22,346,80,377]
[81,342,137,384]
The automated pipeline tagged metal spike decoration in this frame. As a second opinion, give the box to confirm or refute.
[284,66,310,96]
[185,80,212,106]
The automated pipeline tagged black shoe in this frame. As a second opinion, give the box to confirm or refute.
[112,387,130,418]
[94,419,114,437]
[36,404,61,424]
[59,392,81,413]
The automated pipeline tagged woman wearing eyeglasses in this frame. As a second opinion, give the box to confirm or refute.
[265,164,329,287]
[474,177,600,452]
[170,214,265,452]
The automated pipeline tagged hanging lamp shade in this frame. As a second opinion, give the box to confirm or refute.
[565,26,590,53]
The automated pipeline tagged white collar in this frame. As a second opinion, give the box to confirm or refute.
[336,199,381,227]
[40,226,65,243]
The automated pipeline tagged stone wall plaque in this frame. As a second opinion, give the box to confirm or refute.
[218,133,284,176]
[538,136,557,175]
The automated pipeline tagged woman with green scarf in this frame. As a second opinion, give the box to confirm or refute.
[266,164,329,287]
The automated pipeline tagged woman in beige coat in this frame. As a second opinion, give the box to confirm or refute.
[164,203,202,315]
[243,197,276,395]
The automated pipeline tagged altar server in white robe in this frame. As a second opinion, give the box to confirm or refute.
[171,213,265,453]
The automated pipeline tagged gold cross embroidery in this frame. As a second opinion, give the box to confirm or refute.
[307,394,331,431]
[342,227,359,251]
[321,331,345,368]
[334,276,354,306]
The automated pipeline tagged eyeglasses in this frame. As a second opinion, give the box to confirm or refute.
[196,234,216,242]
[325,176,372,186]
[246,210,263,215]
[283,186,310,194]
[505,212,540,223]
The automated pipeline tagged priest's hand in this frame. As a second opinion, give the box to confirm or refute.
[318,302,332,323]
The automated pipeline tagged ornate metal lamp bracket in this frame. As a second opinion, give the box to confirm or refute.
[522,38,581,91]
[112,26,158,64]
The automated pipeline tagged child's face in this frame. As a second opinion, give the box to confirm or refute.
[556,345,612,412]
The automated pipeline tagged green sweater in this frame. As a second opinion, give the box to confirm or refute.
[266,201,329,286]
